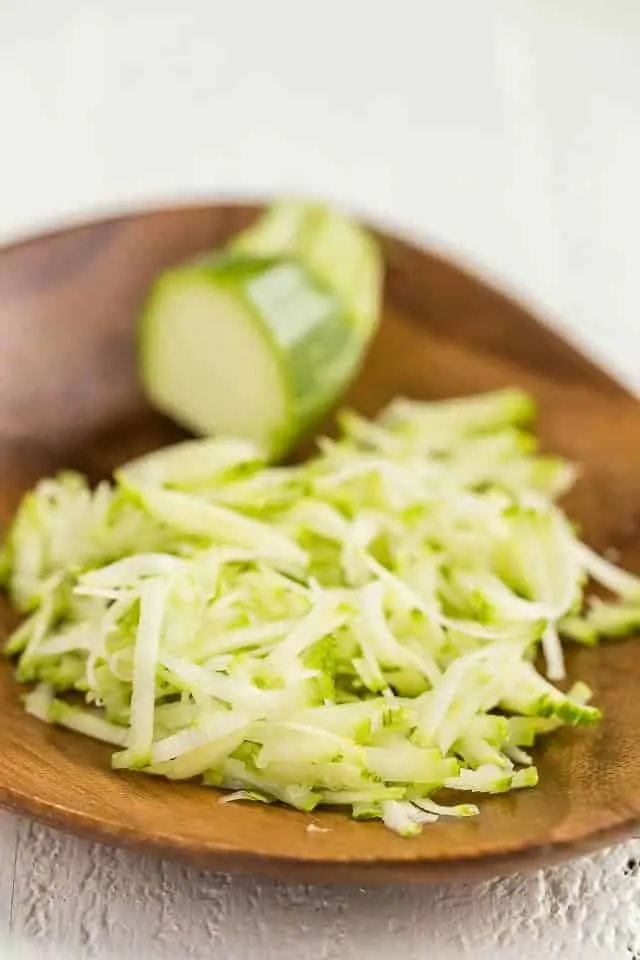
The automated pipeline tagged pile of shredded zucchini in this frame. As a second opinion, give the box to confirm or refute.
[3,388,639,836]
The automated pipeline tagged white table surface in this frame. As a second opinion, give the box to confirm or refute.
[1,1,639,957]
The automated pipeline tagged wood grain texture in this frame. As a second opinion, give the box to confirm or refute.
[0,203,638,885]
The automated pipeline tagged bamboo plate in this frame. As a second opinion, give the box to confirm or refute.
[0,203,639,885]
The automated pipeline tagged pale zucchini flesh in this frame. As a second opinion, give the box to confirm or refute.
[140,201,383,457]
[141,268,284,448]
[141,255,366,457]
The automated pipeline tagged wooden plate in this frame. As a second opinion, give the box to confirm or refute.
[0,203,639,885]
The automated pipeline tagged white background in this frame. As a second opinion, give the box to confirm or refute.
[1,1,639,957]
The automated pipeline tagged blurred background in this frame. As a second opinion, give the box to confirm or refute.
[1,0,638,394]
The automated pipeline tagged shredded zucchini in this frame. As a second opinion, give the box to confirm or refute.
[4,388,639,835]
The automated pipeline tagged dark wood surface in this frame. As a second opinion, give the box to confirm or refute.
[0,203,638,885]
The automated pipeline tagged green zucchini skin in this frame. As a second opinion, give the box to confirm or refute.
[140,203,383,458]
[231,199,382,339]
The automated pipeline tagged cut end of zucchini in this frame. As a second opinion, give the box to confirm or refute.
[140,274,287,451]
[139,200,384,458]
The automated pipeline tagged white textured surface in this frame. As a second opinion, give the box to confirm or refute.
[1,1,640,958]
[3,821,640,960]
[0,815,18,941]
